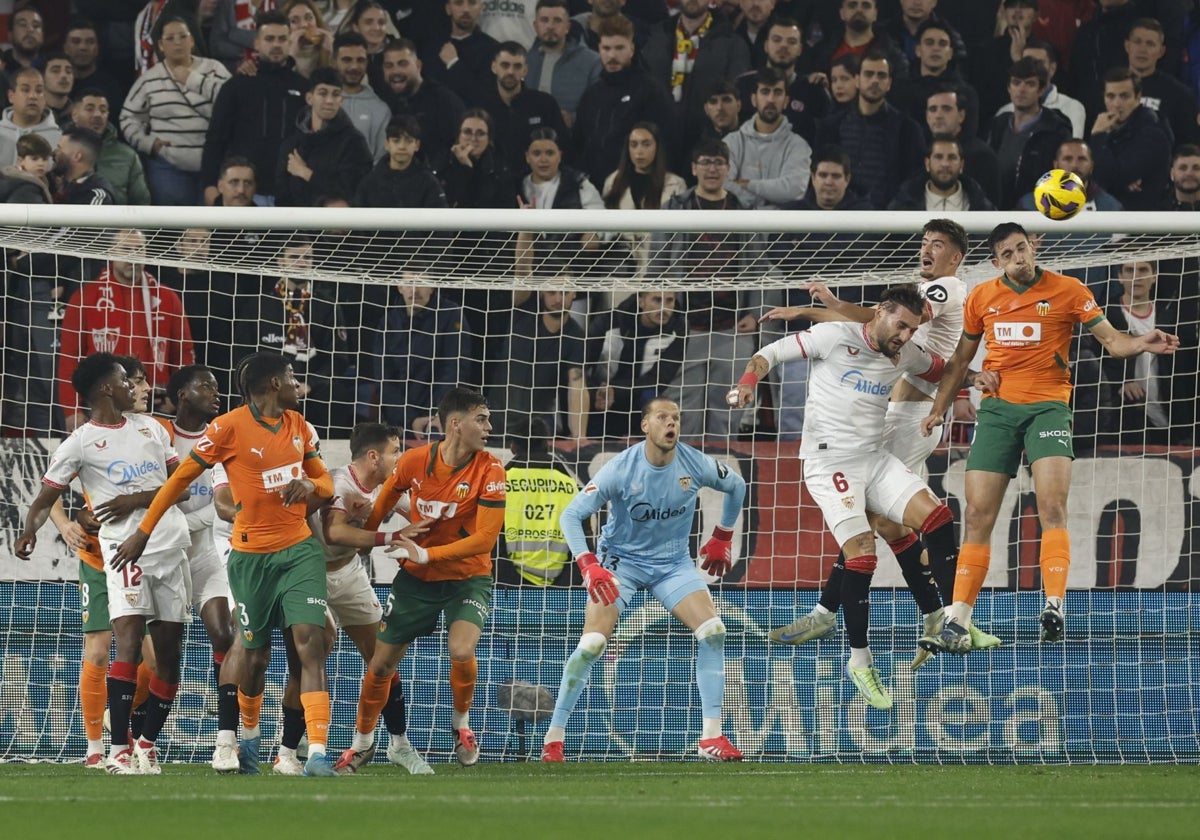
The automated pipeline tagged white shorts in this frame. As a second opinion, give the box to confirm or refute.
[184,527,231,611]
[882,401,942,480]
[803,450,930,546]
[326,559,382,628]
[101,545,190,624]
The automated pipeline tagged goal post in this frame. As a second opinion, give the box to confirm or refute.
[0,208,1197,764]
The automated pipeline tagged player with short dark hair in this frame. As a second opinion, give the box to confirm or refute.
[340,387,506,768]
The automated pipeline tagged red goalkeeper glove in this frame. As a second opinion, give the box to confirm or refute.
[576,552,620,606]
[699,526,735,576]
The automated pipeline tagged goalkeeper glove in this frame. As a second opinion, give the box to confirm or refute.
[698,526,735,576]
[576,552,620,606]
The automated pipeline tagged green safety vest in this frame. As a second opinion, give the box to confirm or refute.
[503,464,579,585]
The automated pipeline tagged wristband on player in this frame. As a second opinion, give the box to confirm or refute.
[374,531,398,547]
[738,372,759,388]
[576,551,602,572]
[711,525,734,542]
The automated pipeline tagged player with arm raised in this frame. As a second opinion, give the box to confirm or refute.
[342,388,505,768]
[762,218,1000,668]
[114,352,340,777]
[17,352,192,774]
[306,422,432,776]
[733,285,955,709]
[918,222,1180,653]
[541,397,748,762]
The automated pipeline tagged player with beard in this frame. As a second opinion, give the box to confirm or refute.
[540,397,747,762]
[734,285,953,709]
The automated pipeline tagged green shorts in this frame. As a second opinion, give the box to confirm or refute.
[377,570,492,647]
[79,560,110,633]
[227,537,327,649]
[967,398,1074,477]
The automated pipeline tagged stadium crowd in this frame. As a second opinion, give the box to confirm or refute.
[1,0,1199,446]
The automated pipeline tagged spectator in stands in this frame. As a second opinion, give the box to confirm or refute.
[64,20,129,112]
[154,228,237,375]
[442,108,518,209]
[735,17,830,147]
[234,236,353,436]
[211,0,274,66]
[349,1,399,94]
[122,17,231,206]
[782,147,872,212]
[202,11,309,205]
[213,155,258,206]
[370,275,474,437]
[889,20,978,140]
[807,0,908,78]
[573,14,675,188]
[828,53,859,109]
[497,415,583,588]
[381,39,465,171]
[653,138,763,442]
[1,134,53,203]
[642,0,750,163]
[1160,143,1200,210]
[42,54,74,127]
[1072,0,1143,96]
[733,0,777,69]
[724,66,812,209]
[1088,260,1197,447]
[320,0,361,32]
[880,0,967,68]
[355,114,447,208]
[274,66,373,207]
[702,79,742,141]
[586,289,687,439]
[526,0,602,127]
[516,127,602,276]
[470,41,569,177]
[888,134,995,211]
[996,38,1086,138]
[972,0,1038,121]
[602,121,686,274]
[421,0,502,103]
[816,49,924,210]
[57,229,196,432]
[479,0,537,45]
[2,6,45,79]
[283,0,335,77]
[926,86,1002,207]
[572,0,661,53]
[51,127,116,205]
[1017,138,1122,211]
[491,285,590,445]
[1090,67,1173,211]
[1120,18,1200,146]
[0,69,62,167]
[987,56,1071,209]
[333,32,390,160]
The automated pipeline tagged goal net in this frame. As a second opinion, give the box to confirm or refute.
[1,207,1197,765]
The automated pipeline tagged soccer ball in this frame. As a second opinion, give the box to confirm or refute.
[1033,169,1087,220]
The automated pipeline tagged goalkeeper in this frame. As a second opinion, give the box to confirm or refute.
[541,398,747,762]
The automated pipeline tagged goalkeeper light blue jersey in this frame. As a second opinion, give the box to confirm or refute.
[561,441,746,565]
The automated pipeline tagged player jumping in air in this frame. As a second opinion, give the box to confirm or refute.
[541,397,748,761]
[918,222,1179,653]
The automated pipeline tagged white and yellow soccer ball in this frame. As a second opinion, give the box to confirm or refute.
[1033,169,1087,220]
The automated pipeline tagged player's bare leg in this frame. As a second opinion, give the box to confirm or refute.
[212,627,244,773]
[237,643,273,775]
[199,597,234,712]
[542,601,620,762]
[129,635,157,741]
[80,630,110,767]
[346,639,410,766]
[672,589,742,760]
[290,620,335,776]
[1030,456,1072,641]
[276,617,335,775]
[447,620,484,765]
[134,619,185,774]
[106,615,148,774]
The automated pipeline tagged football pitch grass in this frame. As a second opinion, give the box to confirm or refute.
[1,762,1198,839]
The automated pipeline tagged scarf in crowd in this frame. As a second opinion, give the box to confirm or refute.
[235,0,279,30]
[135,0,168,75]
[670,12,712,103]
[275,278,315,362]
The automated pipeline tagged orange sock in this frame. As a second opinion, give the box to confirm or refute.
[952,543,991,607]
[79,661,107,741]
[1040,528,1071,599]
[450,657,478,714]
[238,689,262,731]
[300,691,331,749]
[356,671,391,736]
[133,661,153,708]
